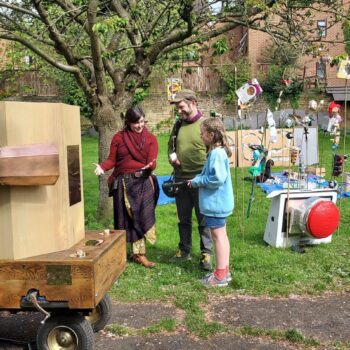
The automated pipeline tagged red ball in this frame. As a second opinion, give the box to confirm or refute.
[307,201,340,238]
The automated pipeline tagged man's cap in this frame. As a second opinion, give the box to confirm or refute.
[171,89,197,103]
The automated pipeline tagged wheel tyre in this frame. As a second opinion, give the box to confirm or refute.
[36,314,94,350]
[85,294,112,332]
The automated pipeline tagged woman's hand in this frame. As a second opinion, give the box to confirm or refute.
[93,163,104,176]
[187,180,193,188]
[142,159,156,170]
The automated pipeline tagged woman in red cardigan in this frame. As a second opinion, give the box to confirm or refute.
[94,106,159,268]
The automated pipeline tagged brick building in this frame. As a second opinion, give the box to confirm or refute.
[223,6,348,101]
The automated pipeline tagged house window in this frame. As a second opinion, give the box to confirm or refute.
[317,20,327,37]
[316,61,326,79]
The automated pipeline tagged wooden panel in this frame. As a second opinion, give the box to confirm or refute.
[237,129,264,167]
[0,231,126,309]
[226,131,237,168]
[236,129,293,167]
[94,233,126,305]
[149,65,226,93]
[266,129,293,167]
[0,70,59,97]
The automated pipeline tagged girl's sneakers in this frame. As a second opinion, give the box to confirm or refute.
[200,273,228,287]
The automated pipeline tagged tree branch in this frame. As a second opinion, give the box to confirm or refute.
[147,1,194,63]
[110,0,142,46]
[0,33,79,73]
[87,0,107,97]
[32,1,78,65]
[0,1,41,20]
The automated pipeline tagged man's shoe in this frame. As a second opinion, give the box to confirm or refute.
[169,249,191,263]
[200,273,228,287]
[200,253,212,271]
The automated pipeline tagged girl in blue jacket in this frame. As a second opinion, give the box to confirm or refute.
[189,117,234,287]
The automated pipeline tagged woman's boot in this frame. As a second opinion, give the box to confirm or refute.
[133,254,156,268]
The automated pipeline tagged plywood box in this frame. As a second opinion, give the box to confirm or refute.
[306,167,326,177]
[0,102,85,259]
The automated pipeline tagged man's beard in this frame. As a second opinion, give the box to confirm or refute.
[180,108,193,119]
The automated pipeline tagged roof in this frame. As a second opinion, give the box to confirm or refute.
[326,86,350,101]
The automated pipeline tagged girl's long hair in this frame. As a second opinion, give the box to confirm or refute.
[202,117,232,157]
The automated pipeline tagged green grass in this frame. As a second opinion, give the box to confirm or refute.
[237,326,320,347]
[82,132,350,338]
[106,318,177,337]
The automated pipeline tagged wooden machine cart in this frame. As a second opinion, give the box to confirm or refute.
[0,230,126,349]
[0,102,127,349]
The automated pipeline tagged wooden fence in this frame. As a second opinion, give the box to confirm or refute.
[0,70,59,97]
[0,65,226,98]
[149,65,227,93]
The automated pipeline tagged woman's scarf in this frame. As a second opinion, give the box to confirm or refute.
[122,127,151,164]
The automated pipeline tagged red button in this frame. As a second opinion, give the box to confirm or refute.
[307,201,340,238]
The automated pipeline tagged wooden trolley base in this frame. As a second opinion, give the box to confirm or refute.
[0,230,126,310]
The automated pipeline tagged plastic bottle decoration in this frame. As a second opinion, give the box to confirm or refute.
[248,145,268,177]
[327,101,341,117]
[284,116,294,128]
[308,100,317,111]
[303,100,318,126]
[266,109,277,144]
[246,144,268,218]
[235,78,263,105]
[327,110,341,153]
[290,147,299,165]
[332,154,347,177]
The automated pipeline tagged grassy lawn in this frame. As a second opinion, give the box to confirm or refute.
[82,131,350,338]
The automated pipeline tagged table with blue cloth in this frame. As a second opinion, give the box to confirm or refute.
[256,172,350,198]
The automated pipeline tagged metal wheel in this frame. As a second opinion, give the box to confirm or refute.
[36,314,94,350]
[85,294,112,332]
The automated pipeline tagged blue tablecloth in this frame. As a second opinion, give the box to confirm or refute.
[158,173,350,204]
[256,172,350,198]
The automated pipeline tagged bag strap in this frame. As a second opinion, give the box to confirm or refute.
[170,119,182,153]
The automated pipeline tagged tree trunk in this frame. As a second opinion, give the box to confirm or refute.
[93,97,127,222]
[96,124,115,222]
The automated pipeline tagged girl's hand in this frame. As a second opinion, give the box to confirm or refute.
[93,163,104,176]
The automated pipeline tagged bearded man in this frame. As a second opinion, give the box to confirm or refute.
[167,89,213,271]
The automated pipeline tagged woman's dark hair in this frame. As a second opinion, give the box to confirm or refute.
[124,106,145,127]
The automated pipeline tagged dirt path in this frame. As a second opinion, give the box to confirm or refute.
[0,292,349,349]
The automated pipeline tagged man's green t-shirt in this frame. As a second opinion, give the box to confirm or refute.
[175,118,207,179]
